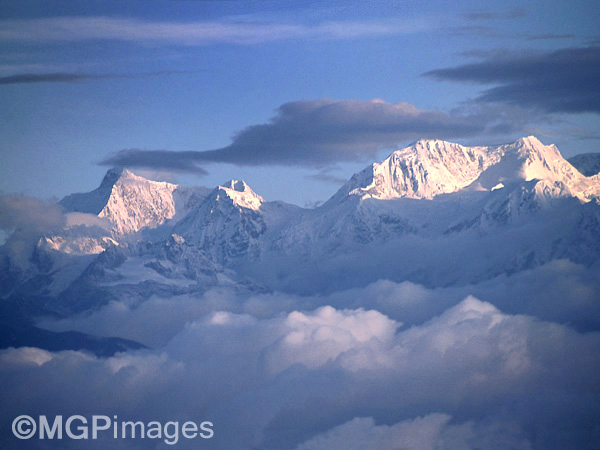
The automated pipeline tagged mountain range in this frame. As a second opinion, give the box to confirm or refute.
[1,135,600,353]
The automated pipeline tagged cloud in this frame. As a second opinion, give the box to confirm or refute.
[446,7,526,38]
[0,194,118,270]
[0,16,426,46]
[100,98,529,171]
[0,73,91,84]
[0,70,200,86]
[64,212,111,230]
[424,46,600,114]
[99,149,209,175]
[0,194,64,232]
[304,168,349,186]
[296,415,456,450]
[262,306,399,374]
[527,33,576,41]
[461,8,526,21]
[445,25,502,39]
[40,255,600,352]
[3,298,600,449]
[296,414,533,450]
[38,290,242,348]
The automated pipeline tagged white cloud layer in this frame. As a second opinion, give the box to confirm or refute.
[37,259,600,352]
[295,414,533,450]
[3,297,600,449]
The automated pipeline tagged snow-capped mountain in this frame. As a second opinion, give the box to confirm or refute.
[60,167,209,236]
[297,137,598,247]
[173,180,304,263]
[173,180,267,262]
[42,233,265,316]
[2,136,600,325]
[333,136,600,203]
[335,138,499,201]
[252,137,600,291]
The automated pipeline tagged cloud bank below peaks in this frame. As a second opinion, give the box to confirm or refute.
[100,98,529,173]
[3,297,600,449]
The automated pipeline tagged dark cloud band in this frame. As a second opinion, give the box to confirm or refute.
[0,73,91,85]
[0,70,200,85]
[424,46,600,114]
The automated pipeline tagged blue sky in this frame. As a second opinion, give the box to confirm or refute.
[1,0,599,206]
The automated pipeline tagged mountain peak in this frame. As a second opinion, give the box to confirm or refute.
[60,168,179,235]
[336,139,495,201]
[221,179,252,193]
[516,135,544,148]
[98,167,141,190]
[100,167,125,186]
[412,138,448,147]
[216,180,263,211]
[333,136,600,203]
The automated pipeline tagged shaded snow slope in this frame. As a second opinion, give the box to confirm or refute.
[569,152,600,177]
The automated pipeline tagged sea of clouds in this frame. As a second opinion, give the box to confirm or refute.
[2,259,600,449]
[2,192,600,448]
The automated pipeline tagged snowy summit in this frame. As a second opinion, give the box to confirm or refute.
[338,136,600,203]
